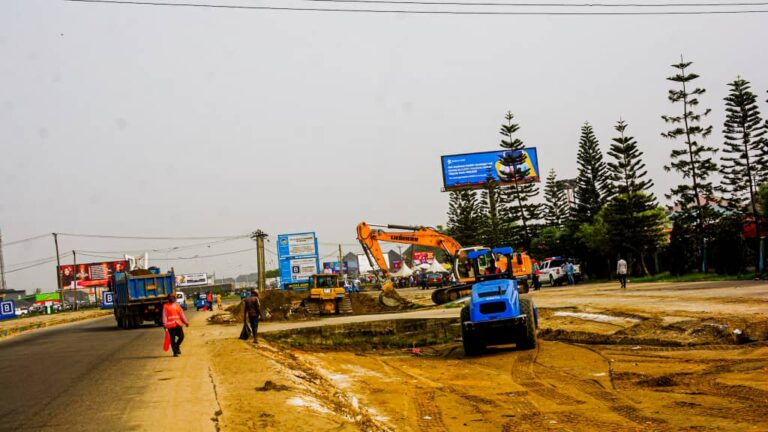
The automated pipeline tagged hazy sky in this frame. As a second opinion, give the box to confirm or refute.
[2,0,767,290]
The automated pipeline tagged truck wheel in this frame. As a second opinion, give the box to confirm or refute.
[519,279,529,294]
[549,276,555,287]
[518,296,537,350]
[460,306,484,356]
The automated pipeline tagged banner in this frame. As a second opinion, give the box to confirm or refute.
[175,273,209,287]
[441,148,540,191]
[413,252,435,265]
[59,260,128,288]
[322,262,348,274]
[278,232,319,287]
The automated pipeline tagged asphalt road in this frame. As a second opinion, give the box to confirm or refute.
[0,311,206,432]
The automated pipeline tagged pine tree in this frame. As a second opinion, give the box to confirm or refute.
[446,190,483,247]
[661,57,718,273]
[477,177,509,247]
[497,112,542,250]
[574,122,611,223]
[604,119,666,275]
[721,78,766,276]
[543,169,568,227]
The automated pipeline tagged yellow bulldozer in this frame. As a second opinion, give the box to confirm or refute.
[301,274,353,315]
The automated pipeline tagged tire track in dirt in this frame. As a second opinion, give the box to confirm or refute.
[510,347,586,406]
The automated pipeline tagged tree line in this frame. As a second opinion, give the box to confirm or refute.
[446,57,768,279]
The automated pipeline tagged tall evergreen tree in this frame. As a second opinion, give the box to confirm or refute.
[543,169,568,227]
[721,78,765,212]
[497,111,542,249]
[573,122,611,223]
[721,78,766,276]
[477,176,510,247]
[661,57,717,272]
[604,119,666,275]
[446,190,483,247]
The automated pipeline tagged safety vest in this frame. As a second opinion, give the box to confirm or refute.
[164,303,183,329]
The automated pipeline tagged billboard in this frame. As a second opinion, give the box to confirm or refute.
[278,232,320,287]
[322,262,349,274]
[59,260,129,288]
[176,273,209,287]
[277,232,318,257]
[413,252,435,265]
[440,148,540,191]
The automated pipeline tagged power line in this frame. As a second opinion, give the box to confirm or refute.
[56,232,249,241]
[300,0,768,7]
[4,256,69,274]
[63,0,768,14]
[3,233,51,247]
[77,247,254,261]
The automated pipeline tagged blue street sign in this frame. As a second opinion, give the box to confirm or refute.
[0,300,16,320]
[101,291,115,309]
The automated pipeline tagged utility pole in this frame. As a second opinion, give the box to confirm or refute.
[54,233,62,307]
[338,244,343,277]
[250,230,268,290]
[0,227,7,291]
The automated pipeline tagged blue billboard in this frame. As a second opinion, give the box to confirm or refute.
[277,232,319,288]
[440,148,540,191]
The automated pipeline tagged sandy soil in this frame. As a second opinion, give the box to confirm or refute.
[206,280,768,431]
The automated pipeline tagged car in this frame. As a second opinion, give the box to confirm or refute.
[175,292,187,310]
[426,273,445,288]
[539,257,582,286]
[14,307,29,317]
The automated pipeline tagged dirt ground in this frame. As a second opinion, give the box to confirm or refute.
[206,280,768,431]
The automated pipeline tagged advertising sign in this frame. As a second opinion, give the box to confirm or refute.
[322,262,349,274]
[59,260,129,288]
[280,257,318,283]
[0,300,15,320]
[277,232,318,257]
[175,273,209,287]
[413,252,435,265]
[441,148,540,191]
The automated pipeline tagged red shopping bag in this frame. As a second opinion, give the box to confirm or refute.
[163,330,171,352]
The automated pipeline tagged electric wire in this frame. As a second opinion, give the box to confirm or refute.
[64,0,768,14]
[55,232,249,240]
[3,233,52,247]
[300,0,768,6]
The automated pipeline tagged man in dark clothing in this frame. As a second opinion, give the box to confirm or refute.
[243,289,262,343]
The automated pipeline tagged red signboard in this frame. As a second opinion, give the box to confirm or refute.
[413,252,435,265]
[59,260,129,288]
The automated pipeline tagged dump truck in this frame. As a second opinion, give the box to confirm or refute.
[111,267,175,329]
[460,277,538,356]
[301,274,353,315]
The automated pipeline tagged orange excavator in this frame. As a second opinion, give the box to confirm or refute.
[356,222,532,304]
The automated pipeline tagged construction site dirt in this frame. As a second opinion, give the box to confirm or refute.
[207,281,768,432]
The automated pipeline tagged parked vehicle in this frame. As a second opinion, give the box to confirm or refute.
[14,307,29,317]
[111,268,175,329]
[176,291,187,310]
[460,278,537,356]
[539,257,582,286]
[426,273,445,288]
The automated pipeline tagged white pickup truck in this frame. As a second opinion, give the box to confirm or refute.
[539,258,581,286]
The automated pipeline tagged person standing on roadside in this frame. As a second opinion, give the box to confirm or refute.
[163,293,189,357]
[216,293,222,310]
[617,257,628,289]
[243,289,262,343]
[566,261,575,285]
[532,259,541,291]
[206,291,213,311]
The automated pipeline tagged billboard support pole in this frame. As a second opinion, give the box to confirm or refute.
[53,233,62,309]
[72,250,77,311]
[338,244,343,277]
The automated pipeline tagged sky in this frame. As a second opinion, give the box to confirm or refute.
[1,0,767,291]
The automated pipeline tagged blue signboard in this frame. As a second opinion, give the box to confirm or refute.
[440,148,540,191]
[0,300,16,320]
[101,291,115,309]
[277,232,320,288]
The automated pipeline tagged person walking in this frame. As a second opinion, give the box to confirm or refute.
[206,291,213,311]
[163,293,189,357]
[243,289,262,343]
[617,257,628,289]
[566,261,575,285]
[216,293,223,310]
[532,259,541,291]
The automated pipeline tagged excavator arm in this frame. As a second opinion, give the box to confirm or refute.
[356,222,463,277]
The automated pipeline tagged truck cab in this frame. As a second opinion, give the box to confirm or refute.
[460,277,538,356]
